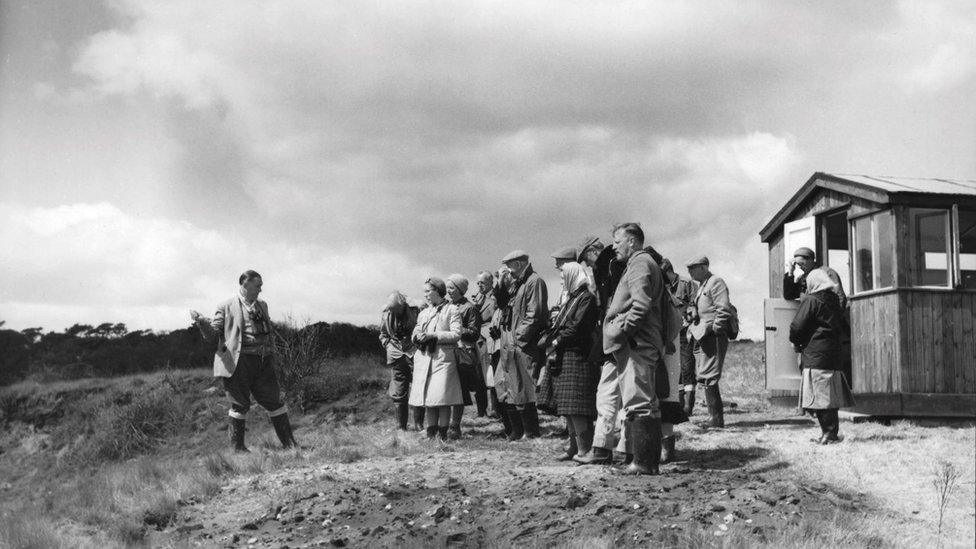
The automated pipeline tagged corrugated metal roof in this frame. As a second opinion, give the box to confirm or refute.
[831,174,976,195]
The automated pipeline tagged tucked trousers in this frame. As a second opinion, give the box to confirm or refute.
[591,359,622,450]
[387,355,412,402]
[612,343,661,420]
[678,328,696,387]
[223,354,287,419]
[693,332,728,386]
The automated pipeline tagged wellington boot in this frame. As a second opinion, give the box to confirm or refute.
[425,426,439,440]
[507,408,525,441]
[704,385,725,429]
[498,403,513,437]
[437,426,449,441]
[615,417,661,475]
[270,413,298,449]
[520,403,541,439]
[412,406,426,431]
[474,390,488,417]
[395,402,409,431]
[447,424,462,440]
[229,417,249,453]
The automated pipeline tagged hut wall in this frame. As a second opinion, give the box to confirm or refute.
[898,290,976,394]
[850,292,901,393]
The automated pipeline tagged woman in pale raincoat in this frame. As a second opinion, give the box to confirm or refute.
[408,277,463,440]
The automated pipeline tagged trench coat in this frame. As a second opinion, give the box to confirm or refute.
[495,264,548,405]
[407,302,463,407]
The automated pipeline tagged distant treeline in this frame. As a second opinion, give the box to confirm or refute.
[0,320,382,385]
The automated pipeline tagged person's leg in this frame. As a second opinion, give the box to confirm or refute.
[558,416,577,460]
[252,356,297,449]
[506,404,525,441]
[697,334,727,428]
[570,415,593,458]
[616,345,661,475]
[437,406,451,440]
[223,360,253,452]
[520,402,541,438]
[474,390,488,417]
[661,422,675,463]
[821,409,840,442]
[412,406,426,430]
[389,357,411,430]
[576,358,619,464]
[681,331,697,416]
[448,405,464,439]
[424,407,439,439]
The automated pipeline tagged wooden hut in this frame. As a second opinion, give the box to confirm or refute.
[759,172,976,417]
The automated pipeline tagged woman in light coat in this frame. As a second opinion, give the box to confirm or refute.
[409,277,464,440]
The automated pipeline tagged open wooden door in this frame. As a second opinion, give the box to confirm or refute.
[765,298,801,391]
[784,216,816,272]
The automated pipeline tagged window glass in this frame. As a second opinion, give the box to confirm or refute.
[876,210,895,288]
[853,216,873,292]
[912,209,950,286]
[959,210,976,289]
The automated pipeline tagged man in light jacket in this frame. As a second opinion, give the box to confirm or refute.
[686,256,733,429]
[602,223,665,475]
[209,270,297,452]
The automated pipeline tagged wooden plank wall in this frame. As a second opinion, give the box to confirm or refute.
[850,292,901,393]
[899,290,976,394]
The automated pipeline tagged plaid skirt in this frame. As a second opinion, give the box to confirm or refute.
[537,349,597,418]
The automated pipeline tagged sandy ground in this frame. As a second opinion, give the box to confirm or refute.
[168,409,881,548]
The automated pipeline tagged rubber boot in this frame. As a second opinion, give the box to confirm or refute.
[229,417,249,453]
[616,417,661,475]
[488,389,501,419]
[498,402,513,437]
[437,426,449,441]
[474,390,488,417]
[507,407,525,441]
[573,446,612,465]
[425,426,439,440]
[704,385,724,428]
[520,403,541,439]
[412,406,425,431]
[270,414,297,449]
[448,405,464,439]
[819,409,840,444]
[661,436,676,464]
[683,388,696,416]
[395,402,409,431]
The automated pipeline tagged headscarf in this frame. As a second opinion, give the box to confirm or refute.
[446,273,469,296]
[426,277,447,297]
[806,268,836,294]
[561,262,589,295]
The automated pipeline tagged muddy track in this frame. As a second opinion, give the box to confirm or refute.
[172,416,867,548]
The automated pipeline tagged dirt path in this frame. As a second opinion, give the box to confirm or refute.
[170,411,870,548]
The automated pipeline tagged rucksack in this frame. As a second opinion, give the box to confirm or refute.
[727,303,740,340]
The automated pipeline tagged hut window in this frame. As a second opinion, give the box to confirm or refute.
[851,209,895,293]
[958,209,976,289]
[909,208,951,287]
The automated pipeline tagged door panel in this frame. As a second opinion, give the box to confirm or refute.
[765,298,801,391]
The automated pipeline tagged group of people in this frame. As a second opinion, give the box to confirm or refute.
[379,223,738,476]
[190,231,854,469]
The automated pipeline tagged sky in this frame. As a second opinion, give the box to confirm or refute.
[1,1,974,338]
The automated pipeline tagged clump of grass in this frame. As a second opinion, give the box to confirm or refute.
[80,384,187,462]
[932,460,961,536]
[0,514,67,549]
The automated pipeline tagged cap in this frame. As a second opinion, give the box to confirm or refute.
[793,247,815,260]
[685,255,709,268]
[501,250,529,263]
[551,245,577,261]
[575,235,601,262]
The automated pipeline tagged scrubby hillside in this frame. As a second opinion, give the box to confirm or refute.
[0,342,973,548]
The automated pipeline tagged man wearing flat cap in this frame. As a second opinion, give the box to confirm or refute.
[493,250,548,439]
[686,256,733,428]
[784,247,847,309]
[573,235,626,465]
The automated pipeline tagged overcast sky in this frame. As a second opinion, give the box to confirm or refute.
[1,1,974,338]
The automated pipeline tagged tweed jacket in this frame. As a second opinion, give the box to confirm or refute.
[210,296,271,378]
[689,274,733,341]
[379,306,419,365]
[603,250,664,354]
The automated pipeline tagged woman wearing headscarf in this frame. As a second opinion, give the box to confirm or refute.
[379,291,421,430]
[537,262,600,460]
[789,269,854,444]
[445,274,485,439]
[409,277,464,440]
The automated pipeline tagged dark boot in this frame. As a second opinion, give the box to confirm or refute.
[412,406,426,431]
[684,388,696,416]
[678,389,686,415]
[819,409,840,443]
[507,407,525,441]
[229,417,249,453]
[499,403,513,437]
[488,389,501,418]
[426,426,439,440]
[661,436,676,464]
[474,390,489,417]
[573,446,612,465]
[615,417,661,475]
[447,424,462,440]
[395,402,409,431]
[520,403,541,439]
[704,385,724,428]
[437,426,449,441]
[270,414,297,449]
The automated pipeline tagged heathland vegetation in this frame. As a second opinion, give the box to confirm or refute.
[0,327,973,548]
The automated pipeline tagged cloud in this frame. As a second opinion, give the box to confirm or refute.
[0,202,436,331]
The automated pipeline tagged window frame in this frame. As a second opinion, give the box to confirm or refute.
[849,208,896,295]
